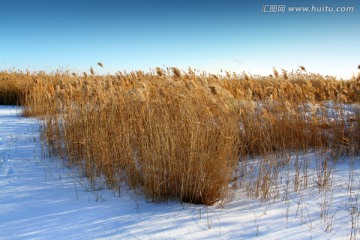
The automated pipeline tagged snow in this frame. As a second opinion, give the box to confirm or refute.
[1,105,360,239]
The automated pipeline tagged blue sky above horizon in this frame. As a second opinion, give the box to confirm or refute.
[1,0,359,78]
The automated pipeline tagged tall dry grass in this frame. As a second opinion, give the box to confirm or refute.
[1,67,359,204]
[0,71,30,105]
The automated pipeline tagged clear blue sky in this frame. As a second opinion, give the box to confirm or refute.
[1,0,359,78]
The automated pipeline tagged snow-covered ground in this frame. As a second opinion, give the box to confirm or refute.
[1,106,360,240]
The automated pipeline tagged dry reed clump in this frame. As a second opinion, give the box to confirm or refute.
[2,67,360,205]
[42,85,241,205]
[236,102,330,158]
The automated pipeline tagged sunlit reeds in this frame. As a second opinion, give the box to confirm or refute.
[1,67,359,205]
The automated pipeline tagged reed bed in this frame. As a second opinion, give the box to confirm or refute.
[1,67,359,205]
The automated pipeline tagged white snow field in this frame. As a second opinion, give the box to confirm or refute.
[1,105,360,240]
